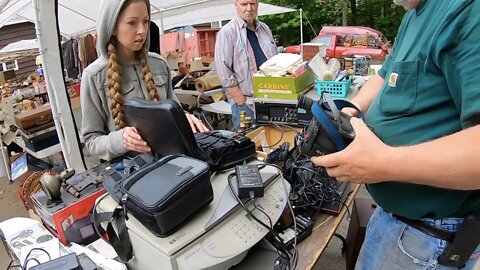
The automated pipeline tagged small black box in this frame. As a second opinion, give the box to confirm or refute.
[235,164,264,199]
[19,121,59,152]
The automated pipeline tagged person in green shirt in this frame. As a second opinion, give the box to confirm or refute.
[312,0,480,269]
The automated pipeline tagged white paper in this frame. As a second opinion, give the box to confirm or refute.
[20,238,61,269]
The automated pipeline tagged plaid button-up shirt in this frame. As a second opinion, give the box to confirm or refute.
[215,15,277,96]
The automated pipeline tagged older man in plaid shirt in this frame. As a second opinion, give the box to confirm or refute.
[215,0,277,131]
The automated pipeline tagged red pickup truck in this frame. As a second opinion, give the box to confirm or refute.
[284,26,391,62]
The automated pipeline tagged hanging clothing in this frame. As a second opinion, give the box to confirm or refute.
[83,34,98,65]
[62,39,79,79]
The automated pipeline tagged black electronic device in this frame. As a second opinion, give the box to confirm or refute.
[30,253,81,270]
[438,214,480,268]
[124,98,256,171]
[297,95,359,157]
[277,215,314,249]
[124,98,202,159]
[321,181,350,216]
[235,164,264,199]
[64,216,99,245]
[254,100,312,127]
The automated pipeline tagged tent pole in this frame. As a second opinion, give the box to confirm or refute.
[300,8,303,60]
[33,0,86,172]
[159,12,165,35]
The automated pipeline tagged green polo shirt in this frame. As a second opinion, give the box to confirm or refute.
[365,0,480,219]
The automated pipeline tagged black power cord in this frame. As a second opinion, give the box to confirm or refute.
[284,153,347,220]
[227,163,299,270]
[262,163,299,270]
[256,122,299,150]
[21,247,51,270]
[7,260,21,270]
[227,173,294,269]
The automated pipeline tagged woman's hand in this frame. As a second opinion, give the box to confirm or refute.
[122,127,151,153]
[185,113,209,133]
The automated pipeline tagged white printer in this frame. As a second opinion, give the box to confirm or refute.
[96,164,290,270]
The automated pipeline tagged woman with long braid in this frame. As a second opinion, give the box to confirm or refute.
[81,0,208,161]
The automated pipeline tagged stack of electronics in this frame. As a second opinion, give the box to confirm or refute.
[252,54,317,128]
[32,164,115,245]
[95,157,291,270]
[254,97,313,127]
[88,98,295,270]
[14,105,59,152]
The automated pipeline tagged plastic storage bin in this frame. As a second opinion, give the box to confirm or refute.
[315,77,351,98]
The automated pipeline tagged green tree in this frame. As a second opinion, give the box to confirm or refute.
[353,0,406,40]
[261,0,406,46]
[261,0,344,46]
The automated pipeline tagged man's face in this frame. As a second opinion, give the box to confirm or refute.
[393,0,422,9]
[235,0,258,25]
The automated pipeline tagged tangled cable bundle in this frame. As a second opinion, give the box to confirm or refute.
[284,155,343,218]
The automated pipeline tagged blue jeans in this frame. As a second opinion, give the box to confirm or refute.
[356,207,480,270]
[222,86,255,132]
[230,102,255,132]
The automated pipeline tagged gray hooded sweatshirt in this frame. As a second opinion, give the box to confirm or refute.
[80,0,178,161]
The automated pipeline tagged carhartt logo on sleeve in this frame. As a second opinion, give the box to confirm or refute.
[388,73,398,87]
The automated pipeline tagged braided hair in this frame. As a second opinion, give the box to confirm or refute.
[107,42,127,129]
[139,50,159,101]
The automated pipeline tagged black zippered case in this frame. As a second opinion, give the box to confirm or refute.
[103,154,213,237]
[124,98,257,172]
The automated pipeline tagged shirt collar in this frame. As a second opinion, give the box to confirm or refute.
[235,14,260,31]
[119,58,141,67]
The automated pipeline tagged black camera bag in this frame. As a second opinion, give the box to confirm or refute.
[97,154,213,262]
[194,131,257,171]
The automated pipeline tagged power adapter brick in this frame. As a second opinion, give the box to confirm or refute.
[235,164,264,199]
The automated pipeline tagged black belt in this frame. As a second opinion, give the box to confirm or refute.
[393,214,455,242]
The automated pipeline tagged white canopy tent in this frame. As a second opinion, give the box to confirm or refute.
[0,0,295,37]
[2,0,295,172]
[0,38,38,62]
[158,2,295,31]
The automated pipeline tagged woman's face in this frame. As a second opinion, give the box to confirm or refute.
[115,1,149,56]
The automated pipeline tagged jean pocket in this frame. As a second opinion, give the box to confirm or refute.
[397,225,438,267]
[379,61,418,116]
